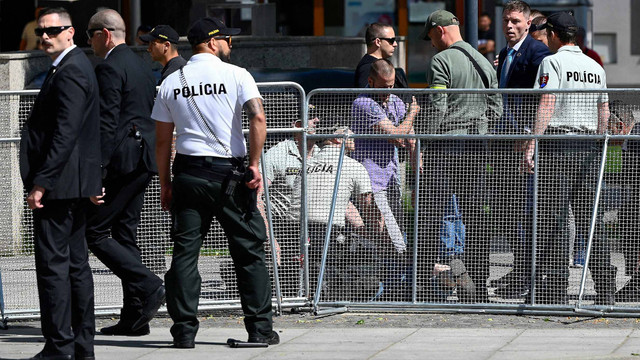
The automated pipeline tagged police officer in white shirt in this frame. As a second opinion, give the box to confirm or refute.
[152,17,278,347]
[523,11,613,305]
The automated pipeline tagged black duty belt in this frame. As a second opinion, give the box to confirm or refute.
[173,153,244,182]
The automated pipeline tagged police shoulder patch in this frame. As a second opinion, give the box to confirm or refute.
[539,73,549,88]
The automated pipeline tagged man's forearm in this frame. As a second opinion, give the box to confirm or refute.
[155,121,174,187]
[598,102,610,134]
[534,94,556,135]
[244,98,266,168]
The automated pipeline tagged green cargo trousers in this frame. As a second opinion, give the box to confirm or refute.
[165,171,273,342]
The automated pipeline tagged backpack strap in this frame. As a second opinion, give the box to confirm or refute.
[449,45,490,89]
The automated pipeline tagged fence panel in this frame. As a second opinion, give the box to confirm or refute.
[0,82,306,319]
[3,87,640,319]
[305,88,640,316]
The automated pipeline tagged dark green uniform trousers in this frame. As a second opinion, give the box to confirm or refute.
[165,171,273,342]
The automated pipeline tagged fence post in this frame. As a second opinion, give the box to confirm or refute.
[260,149,283,315]
[302,103,310,302]
[531,137,539,305]
[312,135,348,311]
[412,139,421,304]
[577,135,610,308]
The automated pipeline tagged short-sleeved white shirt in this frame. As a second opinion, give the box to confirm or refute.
[290,146,372,227]
[534,45,608,131]
[151,53,262,157]
[260,138,318,220]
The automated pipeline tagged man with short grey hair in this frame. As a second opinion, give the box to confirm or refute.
[86,8,165,336]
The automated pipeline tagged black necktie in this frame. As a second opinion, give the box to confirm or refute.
[43,66,57,84]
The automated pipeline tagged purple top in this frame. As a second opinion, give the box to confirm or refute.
[351,93,406,193]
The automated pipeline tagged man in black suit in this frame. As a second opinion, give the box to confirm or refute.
[491,0,551,300]
[85,8,165,336]
[20,7,100,360]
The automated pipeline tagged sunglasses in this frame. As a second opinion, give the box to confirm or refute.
[213,36,232,46]
[34,25,72,37]
[86,28,115,39]
[378,37,397,44]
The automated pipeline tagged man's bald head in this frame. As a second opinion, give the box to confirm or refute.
[369,58,395,81]
[88,9,126,40]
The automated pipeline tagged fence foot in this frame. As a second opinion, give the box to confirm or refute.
[0,317,7,330]
[313,306,348,316]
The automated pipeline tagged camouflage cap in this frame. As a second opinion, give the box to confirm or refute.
[420,9,460,40]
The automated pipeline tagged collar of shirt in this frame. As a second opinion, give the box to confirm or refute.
[508,35,527,53]
[104,45,118,59]
[187,52,222,65]
[51,44,77,67]
[557,45,582,54]
[286,138,318,159]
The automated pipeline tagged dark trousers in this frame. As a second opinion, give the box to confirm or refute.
[33,199,94,357]
[418,140,490,300]
[166,170,273,341]
[489,142,532,284]
[537,141,615,301]
[85,166,162,320]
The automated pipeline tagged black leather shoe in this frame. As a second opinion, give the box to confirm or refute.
[489,270,517,288]
[615,275,640,302]
[30,352,72,360]
[75,353,95,360]
[100,322,150,336]
[131,285,166,332]
[172,338,195,348]
[248,331,280,345]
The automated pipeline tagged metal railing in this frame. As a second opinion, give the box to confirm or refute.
[2,86,640,322]
[304,88,640,317]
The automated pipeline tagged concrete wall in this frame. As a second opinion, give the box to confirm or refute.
[0,36,407,91]
[593,0,640,87]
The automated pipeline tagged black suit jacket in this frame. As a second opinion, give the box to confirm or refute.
[496,35,551,132]
[20,46,102,200]
[95,44,157,178]
[497,34,551,89]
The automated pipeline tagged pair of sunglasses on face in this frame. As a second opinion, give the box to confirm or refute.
[34,25,72,37]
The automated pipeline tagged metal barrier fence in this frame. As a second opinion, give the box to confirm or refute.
[0,82,307,322]
[304,88,640,317]
[3,86,640,322]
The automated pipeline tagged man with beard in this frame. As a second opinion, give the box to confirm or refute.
[153,17,278,347]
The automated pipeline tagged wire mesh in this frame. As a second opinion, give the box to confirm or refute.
[306,88,640,314]
[0,83,305,315]
[4,87,640,317]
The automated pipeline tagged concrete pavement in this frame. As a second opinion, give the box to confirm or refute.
[2,313,640,359]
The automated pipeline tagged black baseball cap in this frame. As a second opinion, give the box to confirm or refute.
[187,17,240,45]
[139,25,180,44]
[539,12,579,33]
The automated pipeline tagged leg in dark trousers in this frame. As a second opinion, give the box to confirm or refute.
[418,140,489,302]
[572,146,615,303]
[166,172,273,342]
[33,199,95,357]
[86,166,163,325]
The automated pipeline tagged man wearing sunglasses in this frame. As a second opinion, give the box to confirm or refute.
[85,9,165,337]
[354,22,408,89]
[20,7,101,360]
[153,17,278,348]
